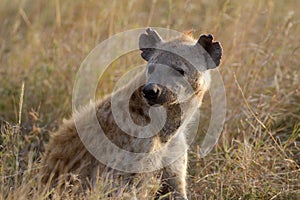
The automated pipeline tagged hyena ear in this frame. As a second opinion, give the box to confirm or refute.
[139,28,162,61]
[196,34,222,68]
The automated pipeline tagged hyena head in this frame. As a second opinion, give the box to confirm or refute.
[139,28,222,106]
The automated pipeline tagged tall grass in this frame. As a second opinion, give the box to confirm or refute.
[0,0,299,199]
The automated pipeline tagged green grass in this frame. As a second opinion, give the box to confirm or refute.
[0,0,299,199]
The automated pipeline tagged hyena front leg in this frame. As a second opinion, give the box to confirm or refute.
[156,152,188,200]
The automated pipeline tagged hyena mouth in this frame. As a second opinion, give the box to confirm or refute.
[142,83,177,106]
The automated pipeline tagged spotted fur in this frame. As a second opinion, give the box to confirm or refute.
[41,28,222,199]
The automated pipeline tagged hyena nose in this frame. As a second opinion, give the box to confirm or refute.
[142,83,161,101]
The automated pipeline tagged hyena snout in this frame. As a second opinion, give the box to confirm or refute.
[142,83,162,104]
[142,83,175,106]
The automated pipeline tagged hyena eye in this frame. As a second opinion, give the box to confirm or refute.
[175,68,185,76]
[170,64,185,76]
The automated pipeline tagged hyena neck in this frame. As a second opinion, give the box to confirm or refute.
[129,86,151,125]
[159,103,182,143]
[129,88,182,143]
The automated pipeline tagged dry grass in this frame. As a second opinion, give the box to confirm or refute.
[0,0,299,199]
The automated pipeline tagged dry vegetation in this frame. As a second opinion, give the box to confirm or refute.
[0,0,299,199]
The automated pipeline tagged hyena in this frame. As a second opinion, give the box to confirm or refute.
[41,28,222,199]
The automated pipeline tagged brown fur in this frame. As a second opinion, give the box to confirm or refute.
[41,29,222,200]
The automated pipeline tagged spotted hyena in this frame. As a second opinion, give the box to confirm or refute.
[41,28,222,199]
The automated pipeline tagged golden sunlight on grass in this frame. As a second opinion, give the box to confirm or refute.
[0,0,299,199]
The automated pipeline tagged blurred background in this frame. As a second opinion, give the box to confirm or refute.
[0,0,299,199]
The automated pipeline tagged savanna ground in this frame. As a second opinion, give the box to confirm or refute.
[0,0,299,199]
